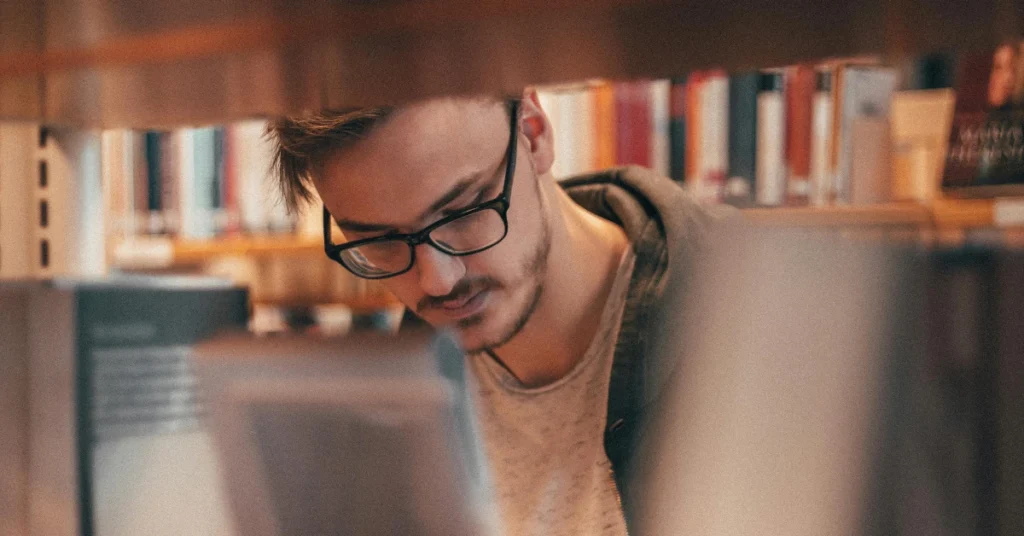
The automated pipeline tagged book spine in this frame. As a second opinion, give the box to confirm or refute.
[558,90,583,177]
[190,127,217,240]
[160,132,180,236]
[698,72,729,202]
[685,73,705,187]
[727,72,758,206]
[669,77,688,183]
[233,121,267,233]
[593,82,618,169]
[221,126,241,235]
[810,70,835,206]
[785,64,815,205]
[575,87,597,175]
[756,71,787,206]
[43,129,106,277]
[614,81,652,168]
[144,132,164,235]
[536,90,566,178]
[649,79,672,178]
[176,128,199,240]
[100,129,134,268]
[835,66,897,203]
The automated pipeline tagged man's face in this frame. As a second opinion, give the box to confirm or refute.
[316,99,551,353]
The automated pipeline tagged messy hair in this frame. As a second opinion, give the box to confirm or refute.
[267,106,394,214]
[267,98,519,214]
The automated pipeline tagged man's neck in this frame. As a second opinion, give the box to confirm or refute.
[490,186,629,387]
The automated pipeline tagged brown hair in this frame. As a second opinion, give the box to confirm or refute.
[266,106,394,214]
[266,97,519,214]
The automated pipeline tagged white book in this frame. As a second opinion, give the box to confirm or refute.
[175,128,200,240]
[700,75,729,202]
[0,123,38,280]
[536,89,567,179]
[834,67,897,204]
[809,78,834,206]
[43,130,106,277]
[649,79,672,179]
[191,127,219,240]
[757,74,787,207]
[557,91,579,177]
[100,130,135,252]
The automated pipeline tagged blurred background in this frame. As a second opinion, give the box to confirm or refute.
[1,0,1023,535]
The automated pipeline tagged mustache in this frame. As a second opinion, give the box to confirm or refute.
[417,277,502,313]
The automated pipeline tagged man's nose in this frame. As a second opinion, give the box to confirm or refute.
[414,244,465,297]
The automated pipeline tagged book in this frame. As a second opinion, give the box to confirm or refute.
[832,65,898,203]
[7,277,249,536]
[785,64,815,205]
[697,72,729,202]
[684,72,706,186]
[669,77,688,183]
[756,71,786,206]
[890,89,956,202]
[593,81,618,169]
[614,80,653,169]
[43,129,107,277]
[943,39,1024,197]
[649,79,672,178]
[809,69,835,206]
[726,72,758,206]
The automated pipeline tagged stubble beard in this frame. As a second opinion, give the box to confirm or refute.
[459,209,551,354]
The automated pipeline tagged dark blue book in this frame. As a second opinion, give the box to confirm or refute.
[726,72,759,206]
[669,76,687,183]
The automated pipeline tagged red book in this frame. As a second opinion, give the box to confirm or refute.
[222,125,240,235]
[613,81,652,168]
[786,64,816,205]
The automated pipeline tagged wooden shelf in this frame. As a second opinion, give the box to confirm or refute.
[113,235,322,269]
[930,198,1024,228]
[252,294,400,313]
[742,203,931,227]
[172,236,322,264]
[744,198,1024,229]
[113,197,1024,270]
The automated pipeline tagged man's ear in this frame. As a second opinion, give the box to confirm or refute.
[518,88,555,177]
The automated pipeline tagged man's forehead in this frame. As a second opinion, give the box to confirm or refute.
[316,97,509,226]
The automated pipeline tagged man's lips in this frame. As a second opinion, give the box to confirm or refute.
[441,291,477,310]
[435,290,489,320]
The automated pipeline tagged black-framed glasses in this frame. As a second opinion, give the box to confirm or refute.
[323,100,520,279]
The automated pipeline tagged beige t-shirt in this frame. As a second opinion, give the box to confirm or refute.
[467,247,636,536]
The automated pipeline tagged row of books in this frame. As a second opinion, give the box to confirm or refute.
[538,61,908,207]
[102,121,318,242]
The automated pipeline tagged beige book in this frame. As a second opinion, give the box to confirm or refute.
[890,89,957,202]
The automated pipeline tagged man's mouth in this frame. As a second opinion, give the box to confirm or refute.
[435,289,490,320]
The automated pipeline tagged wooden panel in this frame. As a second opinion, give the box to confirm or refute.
[0,0,1017,127]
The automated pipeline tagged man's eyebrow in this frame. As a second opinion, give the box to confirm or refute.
[333,171,486,234]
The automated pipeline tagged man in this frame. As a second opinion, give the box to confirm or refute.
[269,90,727,534]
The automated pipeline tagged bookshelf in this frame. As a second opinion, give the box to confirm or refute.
[3,0,1023,310]
[1,0,1019,126]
